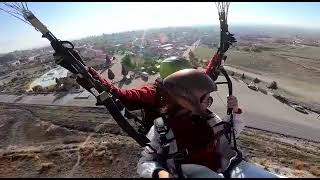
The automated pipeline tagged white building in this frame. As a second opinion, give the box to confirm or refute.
[28,66,69,91]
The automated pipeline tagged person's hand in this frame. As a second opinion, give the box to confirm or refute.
[227,95,239,112]
[87,67,101,80]
[76,74,94,91]
[76,67,109,92]
[53,50,84,74]
[158,170,172,178]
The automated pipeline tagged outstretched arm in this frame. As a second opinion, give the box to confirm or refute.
[205,52,222,81]
[87,67,157,109]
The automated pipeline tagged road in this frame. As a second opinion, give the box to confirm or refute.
[211,75,320,142]
[183,39,200,59]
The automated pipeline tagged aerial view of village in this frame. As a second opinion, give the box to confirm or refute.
[0,2,319,178]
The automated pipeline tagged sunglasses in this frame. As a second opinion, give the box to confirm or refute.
[200,95,213,108]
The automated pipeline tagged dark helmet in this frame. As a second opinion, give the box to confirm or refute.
[162,69,217,116]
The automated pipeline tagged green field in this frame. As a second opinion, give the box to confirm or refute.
[193,45,216,60]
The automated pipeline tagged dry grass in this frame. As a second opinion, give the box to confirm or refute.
[310,166,320,177]
[293,160,306,170]
[193,45,216,60]
[239,128,320,177]
[226,47,320,84]
[0,103,319,178]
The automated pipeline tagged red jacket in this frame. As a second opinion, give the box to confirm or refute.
[89,68,161,129]
[89,53,220,110]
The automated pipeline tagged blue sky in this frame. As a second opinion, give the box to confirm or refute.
[1,2,320,53]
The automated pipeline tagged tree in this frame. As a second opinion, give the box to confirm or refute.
[108,69,115,80]
[32,85,43,92]
[243,47,251,52]
[241,73,245,79]
[253,77,260,83]
[252,47,262,53]
[121,54,135,69]
[105,54,112,68]
[143,57,159,74]
[55,78,61,85]
[11,77,18,83]
[121,64,129,76]
[268,81,278,90]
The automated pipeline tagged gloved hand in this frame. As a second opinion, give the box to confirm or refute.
[53,52,93,89]
[53,51,83,74]
[158,170,172,178]
[75,73,95,91]
[227,95,240,113]
[53,52,113,92]
[76,67,113,93]
[87,67,103,81]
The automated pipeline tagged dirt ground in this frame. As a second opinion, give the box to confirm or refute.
[0,103,319,178]
[238,128,320,178]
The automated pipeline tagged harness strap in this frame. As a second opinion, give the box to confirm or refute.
[212,121,232,143]
[154,117,170,170]
[154,117,184,178]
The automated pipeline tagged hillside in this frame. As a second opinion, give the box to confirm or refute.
[0,103,319,178]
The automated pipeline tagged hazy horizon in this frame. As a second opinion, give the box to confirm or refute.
[1,23,320,55]
[1,2,320,54]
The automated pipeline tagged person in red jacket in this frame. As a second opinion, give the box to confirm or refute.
[84,54,223,129]
[78,54,245,177]
[86,56,202,130]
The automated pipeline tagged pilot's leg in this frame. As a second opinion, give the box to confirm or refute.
[181,164,224,178]
[230,161,283,178]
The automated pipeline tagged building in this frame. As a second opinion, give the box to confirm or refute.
[28,66,69,92]
[163,46,173,51]
[8,60,20,66]
[160,44,173,48]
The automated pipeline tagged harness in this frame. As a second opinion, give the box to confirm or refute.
[154,115,234,178]
[154,117,185,178]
